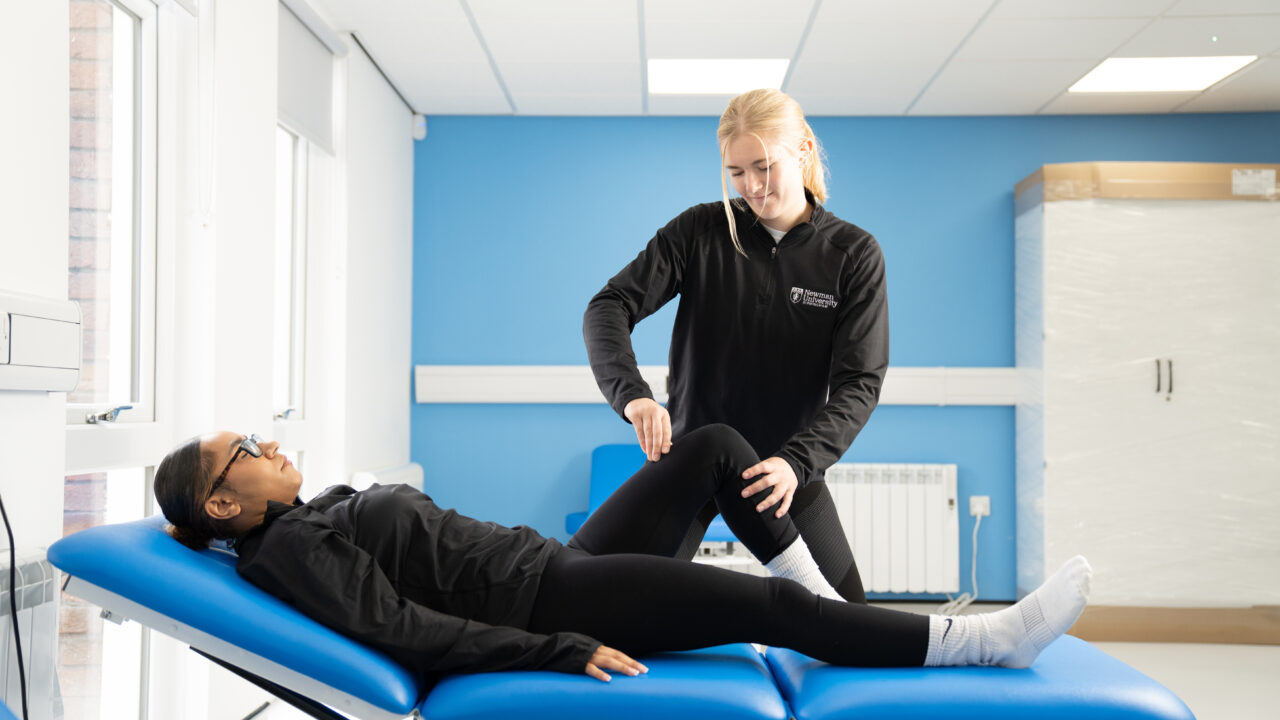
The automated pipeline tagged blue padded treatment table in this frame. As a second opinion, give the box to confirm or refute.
[765,635,1196,720]
[566,443,738,541]
[47,516,788,720]
[423,644,787,720]
[48,516,421,719]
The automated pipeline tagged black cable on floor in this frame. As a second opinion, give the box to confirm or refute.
[0,494,29,720]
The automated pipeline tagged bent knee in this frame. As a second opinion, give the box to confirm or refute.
[683,423,754,458]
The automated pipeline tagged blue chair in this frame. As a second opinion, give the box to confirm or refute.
[565,443,738,542]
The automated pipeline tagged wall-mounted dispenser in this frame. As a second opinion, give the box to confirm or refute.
[0,289,81,392]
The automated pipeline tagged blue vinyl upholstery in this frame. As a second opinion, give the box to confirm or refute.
[421,643,788,720]
[565,444,738,541]
[47,516,423,716]
[45,516,782,720]
[765,635,1196,720]
[46,517,1196,720]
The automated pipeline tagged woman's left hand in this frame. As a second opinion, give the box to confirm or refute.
[741,457,799,518]
[585,645,648,682]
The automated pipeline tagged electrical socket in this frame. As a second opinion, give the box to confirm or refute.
[969,495,991,517]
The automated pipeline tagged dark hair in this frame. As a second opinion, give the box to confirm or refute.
[153,436,237,549]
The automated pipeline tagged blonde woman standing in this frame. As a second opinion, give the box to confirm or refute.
[582,89,887,602]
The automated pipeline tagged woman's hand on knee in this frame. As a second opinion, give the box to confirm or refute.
[741,457,799,518]
[585,645,648,682]
[623,398,672,462]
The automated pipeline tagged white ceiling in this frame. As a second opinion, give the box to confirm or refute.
[308,0,1280,116]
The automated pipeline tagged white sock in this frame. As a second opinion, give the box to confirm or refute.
[924,555,1092,668]
[764,536,843,600]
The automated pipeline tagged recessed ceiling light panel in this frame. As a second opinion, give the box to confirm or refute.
[648,59,789,95]
[1069,56,1257,93]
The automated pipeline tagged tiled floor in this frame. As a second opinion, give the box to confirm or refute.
[1093,641,1280,720]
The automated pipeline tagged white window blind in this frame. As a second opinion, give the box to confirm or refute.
[278,1,338,152]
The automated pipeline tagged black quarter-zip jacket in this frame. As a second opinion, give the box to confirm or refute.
[584,197,888,485]
[234,483,599,679]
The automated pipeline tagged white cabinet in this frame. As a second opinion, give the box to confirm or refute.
[1015,162,1280,606]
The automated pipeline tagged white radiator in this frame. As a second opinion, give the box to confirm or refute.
[1,555,62,719]
[826,463,959,594]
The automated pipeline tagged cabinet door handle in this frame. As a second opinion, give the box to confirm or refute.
[1167,359,1173,395]
[1155,358,1162,393]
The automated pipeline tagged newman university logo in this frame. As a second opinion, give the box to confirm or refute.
[789,286,838,309]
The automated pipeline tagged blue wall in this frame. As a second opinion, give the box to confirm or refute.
[412,111,1280,601]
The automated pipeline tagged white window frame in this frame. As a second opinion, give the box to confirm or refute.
[273,122,329,470]
[274,124,309,421]
[63,1,200,717]
[65,0,158,431]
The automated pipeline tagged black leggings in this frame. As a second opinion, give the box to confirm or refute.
[678,476,868,603]
[570,423,867,601]
[534,424,927,667]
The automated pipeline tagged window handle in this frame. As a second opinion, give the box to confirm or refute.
[274,407,298,420]
[1166,359,1173,395]
[1155,359,1162,394]
[86,405,132,424]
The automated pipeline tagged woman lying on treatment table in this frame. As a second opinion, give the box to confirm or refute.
[154,423,1091,682]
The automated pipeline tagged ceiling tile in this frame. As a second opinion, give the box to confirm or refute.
[468,0,640,114]
[1115,15,1280,56]
[787,59,940,115]
[304,0,1280,115]
[815,0,993,22]
[787,14,978,114]
[312,0,510,114]
[647,94,743,115]
[990,0,1176,18]
[797,15,974,64]
[956,18,1152,60]
[910,59,1097,114]
[515,95,642,115]
[1177,56,1280,111]
[644,0,807,58]
[1166,0,1280,16]
[471,0,636,64]
[1040,90,1200,113]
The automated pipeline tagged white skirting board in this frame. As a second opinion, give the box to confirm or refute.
[413,365,1018,406]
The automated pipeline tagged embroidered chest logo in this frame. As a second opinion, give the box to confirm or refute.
[789,287,838,309]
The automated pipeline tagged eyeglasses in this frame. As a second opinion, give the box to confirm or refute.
[210,434,263,496]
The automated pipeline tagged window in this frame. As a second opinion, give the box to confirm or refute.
[62,2,159,717]
[67,0,157,426]
[59,468,148,720]
[274,126,308,420]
